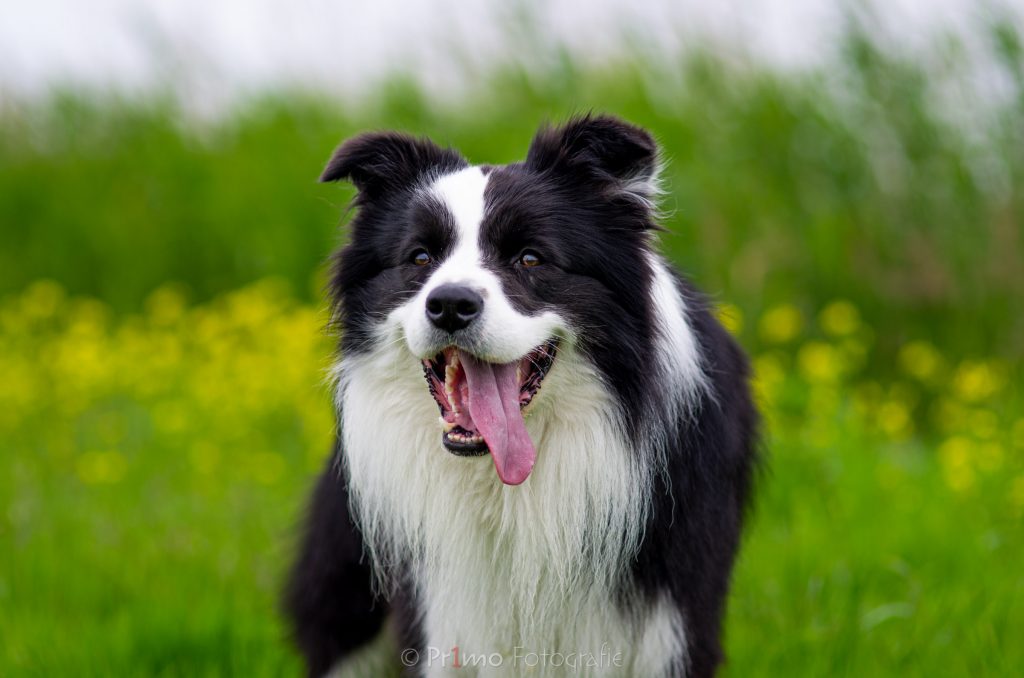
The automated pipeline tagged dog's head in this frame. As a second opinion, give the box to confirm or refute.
[325,115,665,485]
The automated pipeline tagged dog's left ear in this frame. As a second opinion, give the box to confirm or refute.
[525,115,660,204]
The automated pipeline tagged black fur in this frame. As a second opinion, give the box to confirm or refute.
[632,281,758,676]
[284,445,387,677]
[285,445,427,677]
[286,115,758,677]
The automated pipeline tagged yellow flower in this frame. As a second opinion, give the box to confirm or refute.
[818,300,860,337]
[716,303,743,335]
[935,434,1001,480]
[759,304,803,344]
[22,279,66,319]
[938,437,974,494]
[145,284,187,326]
[797,342,843,383]
[877,400,912,439]
[952,361,1004,402]
[899,341,942,381]
[67,298,111,336]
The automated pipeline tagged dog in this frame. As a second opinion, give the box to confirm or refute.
[285,115,757,677]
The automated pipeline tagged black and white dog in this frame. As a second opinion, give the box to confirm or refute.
[286,116,757,678]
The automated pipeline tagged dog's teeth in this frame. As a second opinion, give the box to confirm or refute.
[445,430,484,445]
[444,364,457,393]
[440,418,455,432]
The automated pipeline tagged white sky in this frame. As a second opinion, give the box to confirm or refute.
[0,0,1019,104]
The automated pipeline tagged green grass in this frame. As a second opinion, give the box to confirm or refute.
[727,437,1024,676]
[2,19,1023,677]
[6,441,1017,678]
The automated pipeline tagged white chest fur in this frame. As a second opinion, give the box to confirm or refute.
[336,341,686,677]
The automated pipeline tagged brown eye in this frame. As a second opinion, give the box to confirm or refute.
[411,248,431,266]
[518,250,542,267]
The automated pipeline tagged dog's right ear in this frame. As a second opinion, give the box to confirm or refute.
[320,132,466,197]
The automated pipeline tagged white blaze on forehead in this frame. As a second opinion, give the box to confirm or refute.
[427,165,488,275]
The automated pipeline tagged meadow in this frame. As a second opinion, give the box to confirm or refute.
[1,22,1023,676]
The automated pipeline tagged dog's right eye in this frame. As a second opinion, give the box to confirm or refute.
[411,248,432,266]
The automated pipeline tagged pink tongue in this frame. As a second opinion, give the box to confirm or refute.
[459,351,536,485]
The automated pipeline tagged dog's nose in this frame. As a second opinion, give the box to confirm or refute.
[425,284,483,333]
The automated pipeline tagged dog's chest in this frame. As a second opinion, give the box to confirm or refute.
[409,503,685,677]
[340,352,686,676]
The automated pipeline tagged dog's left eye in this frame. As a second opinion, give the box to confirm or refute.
[518,250,542,267]
[411,248,432,266]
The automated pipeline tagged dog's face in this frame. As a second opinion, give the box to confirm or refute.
[326,116,663,485]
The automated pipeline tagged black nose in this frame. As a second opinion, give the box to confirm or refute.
[425,284,483,333]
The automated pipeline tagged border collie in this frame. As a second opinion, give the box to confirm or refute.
[285,115,757,678]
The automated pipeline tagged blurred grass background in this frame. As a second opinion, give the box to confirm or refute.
[1,17,1023,677]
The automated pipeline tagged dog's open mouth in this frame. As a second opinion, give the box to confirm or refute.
[422,341,557,485]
